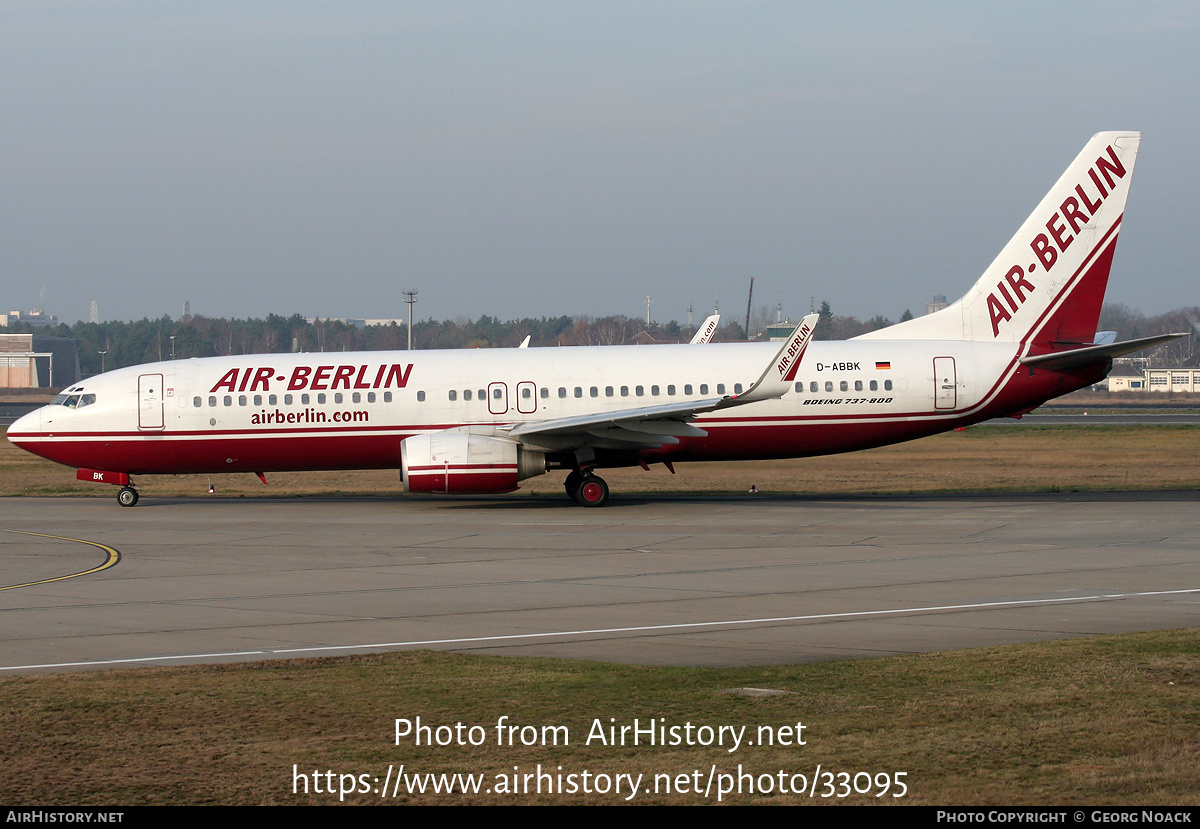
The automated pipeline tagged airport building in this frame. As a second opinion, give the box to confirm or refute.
[0,308,58,328]
[0,334,81,388]
[305,317,407,329]
[1105,364,1200,393]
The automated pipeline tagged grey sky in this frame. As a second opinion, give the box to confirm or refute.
[3,1,1197,327]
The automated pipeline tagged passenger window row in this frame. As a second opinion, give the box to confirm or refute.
[441,382,743,403]
[190,379,892,409]
[794,379,893,393]
[193,391,394,407]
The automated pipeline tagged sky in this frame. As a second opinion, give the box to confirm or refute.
[2,1,1198,327]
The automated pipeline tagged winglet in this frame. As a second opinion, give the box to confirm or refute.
[689,314,721,344]
[727,313,818,404]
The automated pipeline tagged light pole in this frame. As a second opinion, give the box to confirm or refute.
[403,289,418,350]
[98,350,107,373]
[170,335,175,359]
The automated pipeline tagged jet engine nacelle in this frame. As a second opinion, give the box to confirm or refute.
[400,431,546,494]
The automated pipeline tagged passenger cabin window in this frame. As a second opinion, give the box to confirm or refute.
[238,395,247,406]
[417,391,426,402]
[286,394,294,404]
[734,383,743,394]
[317,393,327,404]
[208,396,217,407]
[383,392,393,402]
[352,393,361,403]
[449,390,457,401]
[302,394,311,405]
[464,390,472,401]
[854,381,862,392]
[574,387,583,398]
[621,386,629,397]
[605,386,614,397]
[810,381,818,392]
[884,380,893,391]
[590,386,598,398]
[193,396,202,408]
[870,380,878,391]
[667,385,676,396]
[839,381,847,392]
[684,384,693,395]
[558,387,567,398]
[716,384,725,394]
[824,382,833,392]
[269,394,278,405]
[254,395,263,406]
[224,396,232,406]
[651,385,659,395]
[635,385,644,397]
[540,388,549,399]
[700,384,709,395]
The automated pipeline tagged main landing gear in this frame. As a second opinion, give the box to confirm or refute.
[117,486,139,508]
[564,469,609,507]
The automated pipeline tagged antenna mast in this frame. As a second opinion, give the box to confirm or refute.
[402,290,418,350]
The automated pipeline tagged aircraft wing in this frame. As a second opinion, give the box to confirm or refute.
[507,314,817,451]
[1020,333,1187,371]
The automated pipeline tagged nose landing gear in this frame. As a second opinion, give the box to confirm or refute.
[117,486,140,508]
[76,469,140,507]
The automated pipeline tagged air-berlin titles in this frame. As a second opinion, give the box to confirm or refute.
[209,363,414,394]
[775,322,812,380]
[987,142,1127,337]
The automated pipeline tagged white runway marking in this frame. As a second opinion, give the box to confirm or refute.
[4,585,1197,673]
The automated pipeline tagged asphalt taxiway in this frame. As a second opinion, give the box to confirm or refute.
[2,492,1198,673]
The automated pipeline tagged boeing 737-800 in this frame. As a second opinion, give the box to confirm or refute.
[7,132,1180,507]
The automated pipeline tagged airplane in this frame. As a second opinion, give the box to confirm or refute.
[7,131,1183,508]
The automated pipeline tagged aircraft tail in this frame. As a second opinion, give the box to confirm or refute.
[859,131,1141,348]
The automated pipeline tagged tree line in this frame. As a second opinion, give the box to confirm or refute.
[5,302,1195,377]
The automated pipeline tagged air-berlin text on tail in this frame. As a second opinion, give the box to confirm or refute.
[987,143,1128,337]
[776,323,812,380]
[209,363,414,394]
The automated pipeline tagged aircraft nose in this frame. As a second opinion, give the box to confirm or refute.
[5,407,42,446]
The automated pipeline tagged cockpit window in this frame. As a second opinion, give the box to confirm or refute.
[51,389,93,407]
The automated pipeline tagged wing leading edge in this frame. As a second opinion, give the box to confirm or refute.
[506,314,817,451]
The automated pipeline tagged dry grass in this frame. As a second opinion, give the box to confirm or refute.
[1,631,1197,805]
[4,424,1199,499]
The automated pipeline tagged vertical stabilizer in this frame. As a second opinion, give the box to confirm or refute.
[859,131,1140,347]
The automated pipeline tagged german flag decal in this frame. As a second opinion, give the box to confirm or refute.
[875,361,891,370]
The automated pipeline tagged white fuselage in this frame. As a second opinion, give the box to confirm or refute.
[9,337,1040,479]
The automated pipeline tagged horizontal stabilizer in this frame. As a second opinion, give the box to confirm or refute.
[1019,333,1187,371]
